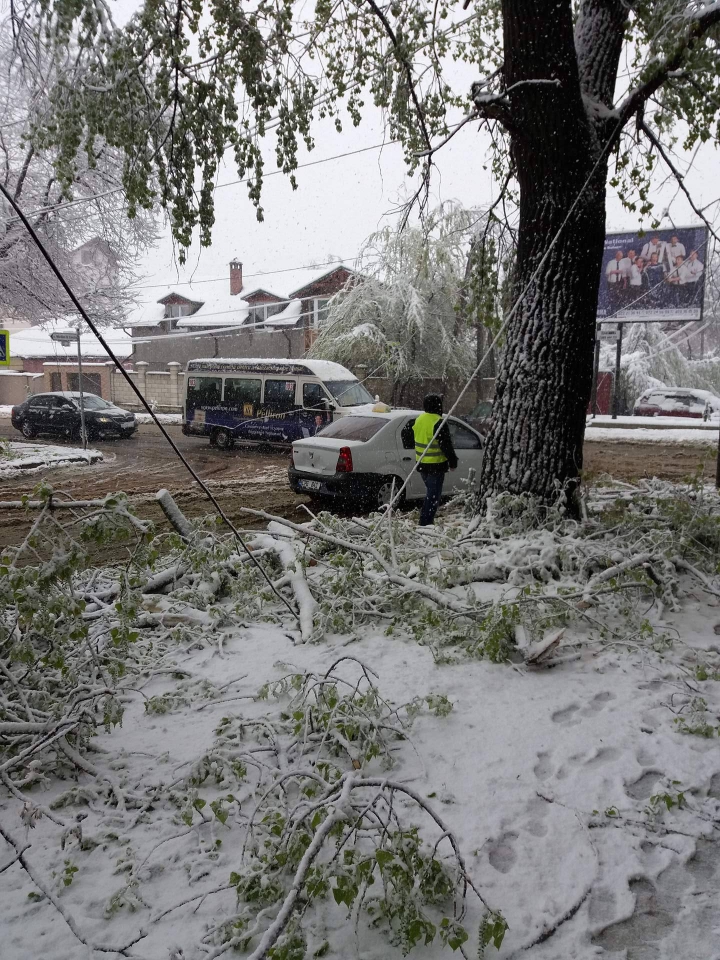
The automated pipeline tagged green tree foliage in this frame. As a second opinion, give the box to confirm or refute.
[11,0,720,500]
[19,0,720,259]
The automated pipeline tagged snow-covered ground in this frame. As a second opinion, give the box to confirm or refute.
[8,622,720,960]
[588,414,718,429]
[1,488,719,959]
[0,441,103,478]
[134,412,183,424]
[585,426,717,445]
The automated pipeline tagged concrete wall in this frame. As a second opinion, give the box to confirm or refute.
[42,362,113,398]
[109,363,184,412]
[131,326,306,371]
[0,372,43,406]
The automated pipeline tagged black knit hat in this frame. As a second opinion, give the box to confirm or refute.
[423,394,443,415]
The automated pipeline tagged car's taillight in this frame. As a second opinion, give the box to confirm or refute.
[10,406,16,417]
[336,446,353,473]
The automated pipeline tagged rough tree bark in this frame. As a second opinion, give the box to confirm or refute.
[476,0,720,507]
[478,0,621,506]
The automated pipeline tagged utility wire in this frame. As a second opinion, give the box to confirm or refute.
[0,179,298,623]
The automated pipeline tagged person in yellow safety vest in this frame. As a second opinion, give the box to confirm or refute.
[412,394,457,526]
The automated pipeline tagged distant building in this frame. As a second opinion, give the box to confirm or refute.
[128,260,356,370]
[70,238,120,291]
[0,319,133,407]
[289,266,356,349]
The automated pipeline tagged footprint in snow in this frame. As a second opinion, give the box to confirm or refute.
[524,796,550,837]
[582,745,621,769]
[551,703,581,725]
[636,746,656,767]
[551,692,615,725]
[583,691,616,716]
[533,751,553,780]
[625,769,663,801]
[487,833,518,874]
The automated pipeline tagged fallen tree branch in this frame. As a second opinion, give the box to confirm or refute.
[253,533,318,642]
[241,509,489,618]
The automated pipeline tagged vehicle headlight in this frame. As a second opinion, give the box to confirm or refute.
[96,416,111,423]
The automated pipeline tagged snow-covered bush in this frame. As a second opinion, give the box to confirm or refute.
[309,204,482,394]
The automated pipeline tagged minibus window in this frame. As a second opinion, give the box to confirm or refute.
[225,378,262,405]
[187,376,222,406]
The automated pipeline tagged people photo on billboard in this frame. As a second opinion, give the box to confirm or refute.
[597,226,707,321]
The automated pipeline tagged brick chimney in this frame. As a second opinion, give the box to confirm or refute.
[230,259,243,296]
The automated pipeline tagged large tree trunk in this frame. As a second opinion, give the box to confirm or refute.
[479,0,623,505]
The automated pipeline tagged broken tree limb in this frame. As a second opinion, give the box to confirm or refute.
[672,556,720,599]
[0,821,145,956]
[241,508,489,618]
[253,533,318,642]
[156,488,193,540]
[584,551,655,594]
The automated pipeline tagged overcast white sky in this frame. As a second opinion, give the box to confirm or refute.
[122,1,720,308]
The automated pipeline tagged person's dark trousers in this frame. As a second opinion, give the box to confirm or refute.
[419,472,445,526]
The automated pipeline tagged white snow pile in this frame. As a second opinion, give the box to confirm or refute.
[0,440,103,478]
[133,412,183,425]
[585,426,717,445]
[2,482,720,959]
[589,415,718,428]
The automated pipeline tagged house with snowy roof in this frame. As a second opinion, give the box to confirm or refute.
[127,260,356,370]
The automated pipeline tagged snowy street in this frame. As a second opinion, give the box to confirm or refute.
[0,416,717,552]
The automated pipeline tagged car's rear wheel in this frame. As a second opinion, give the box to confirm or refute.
[375,476,405,511]
[21,421,36,439]
[212,427,234,450]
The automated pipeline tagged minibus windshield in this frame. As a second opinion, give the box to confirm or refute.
[324,380,373,407]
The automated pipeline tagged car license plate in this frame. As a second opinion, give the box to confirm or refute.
[299,479,321,491]
[122,423,134,430]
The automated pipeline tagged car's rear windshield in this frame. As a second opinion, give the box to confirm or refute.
[316,416,387,442]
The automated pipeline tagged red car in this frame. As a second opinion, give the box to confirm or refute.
[633,388,720,419]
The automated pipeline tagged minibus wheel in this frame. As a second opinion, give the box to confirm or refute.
[213,427,234,450]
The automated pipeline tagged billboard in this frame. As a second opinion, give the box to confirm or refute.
[596,225,707,322]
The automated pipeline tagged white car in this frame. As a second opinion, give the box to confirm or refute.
[288,409,485,510]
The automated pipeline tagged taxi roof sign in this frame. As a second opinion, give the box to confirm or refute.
[0,330,9,367]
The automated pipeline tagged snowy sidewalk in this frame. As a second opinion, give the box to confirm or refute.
[588,414,718,430]
[586,415,719,445]
[0,440,103,478]
[585,425,717,445]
